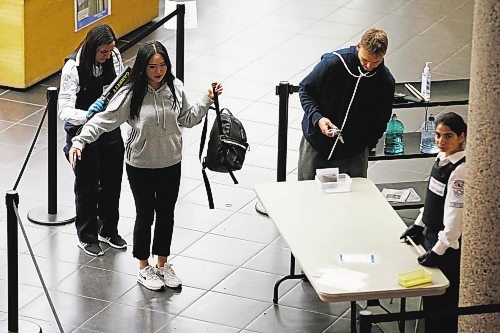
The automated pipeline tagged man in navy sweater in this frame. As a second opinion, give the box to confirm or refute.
[298,28,395,180]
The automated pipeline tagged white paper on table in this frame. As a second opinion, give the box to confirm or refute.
[339,254,376,264]
[381,188,410,202]
[313,266,369,291]
[381,188,421,203]
[406,188,422,202]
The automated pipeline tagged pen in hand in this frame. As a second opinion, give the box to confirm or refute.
[406,236,424,255]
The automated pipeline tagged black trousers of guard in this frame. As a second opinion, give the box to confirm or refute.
[72,130,124,244]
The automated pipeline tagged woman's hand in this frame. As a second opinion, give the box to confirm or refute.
[68,147,82,169]
[208,82,223,100]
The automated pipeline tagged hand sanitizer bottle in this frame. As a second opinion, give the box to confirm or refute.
[421,62,432,101]
[384,114,404,154]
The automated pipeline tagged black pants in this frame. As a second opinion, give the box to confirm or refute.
[72,131,124,244]
[126,162,181,260]
[422,229,461,333]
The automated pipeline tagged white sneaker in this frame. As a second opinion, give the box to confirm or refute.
[137,266,164,291]
[156,263,182,288]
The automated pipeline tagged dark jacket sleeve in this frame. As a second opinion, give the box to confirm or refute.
[367,72,395,149]
[299,58,335,128]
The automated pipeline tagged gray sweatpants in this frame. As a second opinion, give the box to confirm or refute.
[297,137,368,180]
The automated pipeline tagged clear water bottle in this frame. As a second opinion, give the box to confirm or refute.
[384,114,404,154]
[420,114,439,154]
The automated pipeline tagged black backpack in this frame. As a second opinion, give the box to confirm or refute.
[199,86,249,209]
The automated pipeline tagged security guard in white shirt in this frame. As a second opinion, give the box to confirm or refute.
[400,112,467,333]
[57,24,126,257]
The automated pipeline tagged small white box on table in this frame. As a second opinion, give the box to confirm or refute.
[315,168,352,193]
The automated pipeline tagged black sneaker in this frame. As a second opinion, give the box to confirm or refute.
[77,241,103,256]
[98,234,127,249]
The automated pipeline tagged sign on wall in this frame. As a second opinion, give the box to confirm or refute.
[75,0,111,31]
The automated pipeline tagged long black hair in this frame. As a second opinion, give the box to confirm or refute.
[128,41,179,120]
[79,24,116,78]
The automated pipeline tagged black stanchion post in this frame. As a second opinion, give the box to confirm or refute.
[27,87,75,226]
[359,310,372,333]
[255,82,292,215]
[276,81,290,182]
[48,88,57,215]
[176,4,185,83]
[7,190,19,332]
[4,190,42,333]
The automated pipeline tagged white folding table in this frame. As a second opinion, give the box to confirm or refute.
[254,178,449,332]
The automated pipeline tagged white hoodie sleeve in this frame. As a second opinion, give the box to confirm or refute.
[71,88,131,150]
[57,59,88,125]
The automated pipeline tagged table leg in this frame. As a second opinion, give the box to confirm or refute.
[273,253,305,303]
[399,297,406,333]
[351,301,357,333]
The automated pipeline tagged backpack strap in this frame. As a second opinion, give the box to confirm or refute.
[199,107,214,209]
[212,84,224,134]
[198,107,212,163]
[228,170,238,184]
[202,167,215,209]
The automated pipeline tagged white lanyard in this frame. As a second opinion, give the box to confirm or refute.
[327,52,376,160]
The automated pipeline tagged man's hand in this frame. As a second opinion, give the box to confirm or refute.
[400,224,424,245]
[318,117,339,137]
[86,98,105,119]
[418,250,441,267]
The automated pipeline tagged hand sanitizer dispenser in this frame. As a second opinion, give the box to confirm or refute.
[421,62,432,101]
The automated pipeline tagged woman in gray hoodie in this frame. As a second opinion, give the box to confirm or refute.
[69,41,222,291]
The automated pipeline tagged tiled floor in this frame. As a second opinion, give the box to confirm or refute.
[0,0,472,332]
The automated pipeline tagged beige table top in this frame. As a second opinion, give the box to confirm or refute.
[254,178,449,302]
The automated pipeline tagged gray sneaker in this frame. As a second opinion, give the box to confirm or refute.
[137,266,164,291]
[77,241,103,256]
[155,263,182,288]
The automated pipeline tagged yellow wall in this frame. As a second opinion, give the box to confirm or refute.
[1,0,158,89]
[0,2,25,88]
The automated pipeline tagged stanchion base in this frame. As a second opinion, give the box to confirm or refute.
[0,319,42,332]
[255,200,268,216]
[27,206,75,226]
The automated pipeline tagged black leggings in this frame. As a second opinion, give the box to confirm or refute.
[126,162,181,260]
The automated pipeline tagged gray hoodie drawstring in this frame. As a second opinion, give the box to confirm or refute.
[152,90,168,131]
[153,92,160,126]
[161,95,166,130]
[327,52,377,160]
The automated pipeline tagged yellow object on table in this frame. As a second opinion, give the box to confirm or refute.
[398,269,432,287]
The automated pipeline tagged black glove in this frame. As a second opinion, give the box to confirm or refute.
[418,250,441,267]
[400,224,424,245]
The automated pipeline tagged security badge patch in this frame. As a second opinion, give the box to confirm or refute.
[452,179,465,198]
[450,179,465,208]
